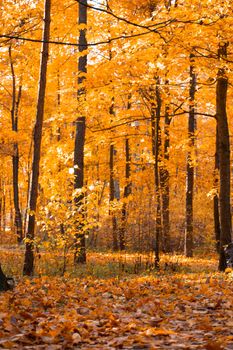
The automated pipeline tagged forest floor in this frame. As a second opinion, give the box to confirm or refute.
[0,251,233,349]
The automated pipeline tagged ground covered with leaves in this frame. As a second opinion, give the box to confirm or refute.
[0,254,233,349]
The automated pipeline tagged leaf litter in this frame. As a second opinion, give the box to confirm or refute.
[0,271,233,349]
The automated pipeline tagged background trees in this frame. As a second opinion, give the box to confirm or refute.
[0,0,232,272]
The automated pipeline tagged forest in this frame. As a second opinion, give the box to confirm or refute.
[0,0,233,348]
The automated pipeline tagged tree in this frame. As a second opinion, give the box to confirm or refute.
[151,78,162,267]
[23,0,51,276]
[185,53,197,257]
[73,0,88,264]
[216,42,232,271]
[8,46,23,244]
[120,136,132,251]
[214,126,220,253]
[0,0,232,269]
[160,99,171,253]
[109,141,118,251]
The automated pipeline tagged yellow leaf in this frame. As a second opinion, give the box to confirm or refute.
[143,328,176,336]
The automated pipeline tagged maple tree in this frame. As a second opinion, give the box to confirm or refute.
[0,0,232,345]
[73,0,88,264]
[23,0,51,276]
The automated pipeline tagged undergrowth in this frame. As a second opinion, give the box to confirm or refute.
[0,245,218,279]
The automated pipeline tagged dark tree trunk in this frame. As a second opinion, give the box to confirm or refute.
[109,143,118,251]
[119,137,132,250]
[160,103,171,252]
[185,53,196,257]
[9,46,23,244]
[23,0,51,276]
[216,67,232,271]
[119,96,132,251]
[74,117,86,264]
[151,79,162,268]
[12,148,23,244]
[0,265,14,292]
[73,0,87,264]
[214,125,221,253]
[108,92,119,251]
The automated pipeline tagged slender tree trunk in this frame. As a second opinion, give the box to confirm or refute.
[23,0,51,276]
[214,125,220,253]
[12,151,23,243]
[151,79,162,268]
[119,137,131,250]
[73,0,87,264]
[8,47,23,244]
[119,96,132,250]
[160,102,171,252]
[216,67,232,271]
[185,53,196,257]
[74,117,86,264]
[109,143,118,251]
[24,140,33,236]
[108,90,119,251]
[9,190,14,233]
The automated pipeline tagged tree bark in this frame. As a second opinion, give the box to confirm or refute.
[185,53,196,257]
[119,137,132,250]
[23,0,51,276]
[151,79,162,268]
[73,0,87,264]
[109,143,118,251]
[8,46,23,244]
[0,265,14,291]
[216,68,232,271]
[74,116,86,264]
[214,125,220,253]
[160,103,171,252]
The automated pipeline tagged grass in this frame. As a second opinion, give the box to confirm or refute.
[0,245,219,279]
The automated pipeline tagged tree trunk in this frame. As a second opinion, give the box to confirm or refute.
[119,137,132,250]
[74,117,86,264]
[0,265,14,291]
[216,67,232,271]
[23,0,51,276]
[8,46,23,244]
[214,125,220,253]
[160,103,171,252]
[151,79,162,268]
[73,0,87,264]
[109,143,118,251]
[185,53,196,257]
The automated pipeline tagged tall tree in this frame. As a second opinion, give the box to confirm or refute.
[109,141,118,251]
[73,0,88,264]
[214,126,220,253]
[119,136,132,251]
[185,52,196,257]
[151,78,162,268]
[216,42,232,271]
[8,46,23,244]
[160,84,171,253]
[23,0,51,276]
